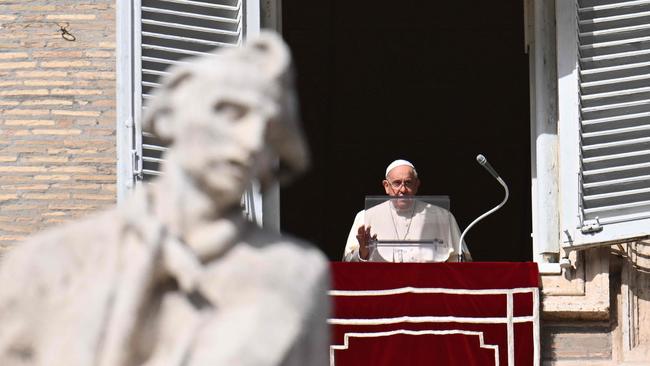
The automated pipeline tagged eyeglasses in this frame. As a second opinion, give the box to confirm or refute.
[387,179,416,190]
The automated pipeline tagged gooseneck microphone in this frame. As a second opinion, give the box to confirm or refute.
[457,154,510,262]
[476,154,499,180]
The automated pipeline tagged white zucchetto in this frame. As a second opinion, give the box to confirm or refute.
[385,159,417,178]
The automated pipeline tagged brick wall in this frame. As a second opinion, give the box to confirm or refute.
[0,0,116,255]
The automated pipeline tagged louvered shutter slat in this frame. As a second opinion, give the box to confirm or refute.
[142,6,239,23]
[142,19,241,36]
[142,169,165,177]
[583,124,650,138]
[583,74,650,88]
[584,200,650,216]
[580,9,650,24]
[582,86,650,100]
[579,0,650,12]
[581,35,650,50]
[578,0,650,229]
[142,144,168,153]
[583,164,650,182]
[583,114,650,128]
[581,49,650,64]
[583,151,650,173]
[143,156,166,163]
[585,186,650,200]
[142,31,235,47]
[142,81,162,88]
[143,44,216,58]
[584,173,650,186]
[152,0,240,11]
[581,61,650,82]
[582,100,650,114]
[141,69,170,77]
[141,56,189,66]
[580,23,650,37]
[583,135,650,149]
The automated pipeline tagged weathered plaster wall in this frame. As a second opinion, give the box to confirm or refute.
[0,0,116,255]
[540,247,612,363]
[541,241,650,365]
[617,239,650,363]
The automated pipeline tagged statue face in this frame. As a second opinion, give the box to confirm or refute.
[166,70,282,202]
[143,32,310,207]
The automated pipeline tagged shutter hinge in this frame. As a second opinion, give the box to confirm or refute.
[580,217,603,234]
[131,149,142,178]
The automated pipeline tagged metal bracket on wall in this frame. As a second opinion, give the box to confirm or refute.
[580,217,603,235]
[131,149,142,179]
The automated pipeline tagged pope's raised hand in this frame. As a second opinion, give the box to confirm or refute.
[356,225,376,260]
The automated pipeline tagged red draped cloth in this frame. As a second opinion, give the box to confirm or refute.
[329,262,540,366]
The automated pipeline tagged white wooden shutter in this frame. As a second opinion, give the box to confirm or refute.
[118,0,262,222]
[559,0,650,249]
[134,0,259,179]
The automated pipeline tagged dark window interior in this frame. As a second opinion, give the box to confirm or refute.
[280,1,532,262]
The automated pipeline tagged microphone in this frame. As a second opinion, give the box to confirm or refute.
[456,154,510,262]
[476,154,500,180]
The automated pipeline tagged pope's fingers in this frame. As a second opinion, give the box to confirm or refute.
[357,225,366,235]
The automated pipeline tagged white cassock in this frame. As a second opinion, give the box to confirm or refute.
[343,200,471,262]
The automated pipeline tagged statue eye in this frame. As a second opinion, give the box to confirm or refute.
[214,101,248,121]
[157,107,172,116]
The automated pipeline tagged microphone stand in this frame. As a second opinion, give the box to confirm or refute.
[457,156,510,262]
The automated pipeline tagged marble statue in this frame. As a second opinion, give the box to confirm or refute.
[0,31,330,366]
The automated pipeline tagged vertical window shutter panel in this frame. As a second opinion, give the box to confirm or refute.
[132,0,263,224]
[137,0,245,179]
[577,0,650,228]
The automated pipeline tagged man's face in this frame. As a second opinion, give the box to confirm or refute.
[383,165,420,209]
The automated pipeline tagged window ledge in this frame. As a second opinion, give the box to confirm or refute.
[538,262,562,274]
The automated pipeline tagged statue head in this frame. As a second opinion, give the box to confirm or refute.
[142,31,309,209]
